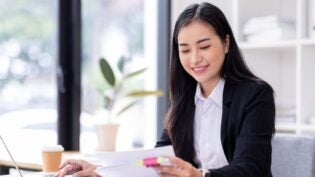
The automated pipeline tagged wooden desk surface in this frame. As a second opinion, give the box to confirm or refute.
[0,173,50,177]
[0,159,41,171]
[0,151,81,171]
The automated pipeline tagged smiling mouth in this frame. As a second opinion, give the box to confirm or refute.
[192,65,208,74]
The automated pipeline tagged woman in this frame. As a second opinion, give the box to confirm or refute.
[154,2,275,177]
[56,2,275,177]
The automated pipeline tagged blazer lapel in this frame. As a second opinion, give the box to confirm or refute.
[221,82,235,147]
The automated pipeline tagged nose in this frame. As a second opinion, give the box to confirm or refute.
[190,49,202,65]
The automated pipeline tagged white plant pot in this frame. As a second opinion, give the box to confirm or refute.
[95,123,120,151]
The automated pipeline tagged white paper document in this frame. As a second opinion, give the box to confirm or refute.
[95,145,174,177]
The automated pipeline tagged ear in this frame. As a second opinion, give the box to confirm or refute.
[224,35,230,53]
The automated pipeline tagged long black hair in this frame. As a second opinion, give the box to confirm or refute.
[165,2,260,163]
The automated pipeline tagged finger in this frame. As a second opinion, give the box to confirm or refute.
[59,159,71,168]
[55,171,62,177]
[168,157,190,169]
[159,174,177,177]
[55,168,68,177]
[56,164,77,177]
[170,157,201,176]
[156,166,180,176]
[58,163,85,177]
[73,167,99,177]
[61,159,90,171]
[59,159,80,168]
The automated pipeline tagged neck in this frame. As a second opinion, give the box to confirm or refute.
[200,77,220,98]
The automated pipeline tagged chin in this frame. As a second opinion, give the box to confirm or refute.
[194,75,218,84]
[194,77,209,84]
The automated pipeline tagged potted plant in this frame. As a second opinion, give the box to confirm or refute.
[95,57,163,151]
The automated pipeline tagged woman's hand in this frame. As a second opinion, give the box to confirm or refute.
[55,159,101,177]
[156,157,202,177]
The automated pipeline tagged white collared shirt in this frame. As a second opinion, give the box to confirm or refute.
[194,78,229,169]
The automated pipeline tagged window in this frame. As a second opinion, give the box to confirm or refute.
[0,0,162,155]
[0,0,58,156]
[81,0,160,152]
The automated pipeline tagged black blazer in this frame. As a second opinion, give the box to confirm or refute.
[156,80,275,177]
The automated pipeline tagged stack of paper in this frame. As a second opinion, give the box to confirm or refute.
[95,145,175,177]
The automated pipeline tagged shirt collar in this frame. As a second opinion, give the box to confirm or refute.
[194,78,225,108]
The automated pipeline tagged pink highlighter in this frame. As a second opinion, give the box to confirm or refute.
[137,156,171,167]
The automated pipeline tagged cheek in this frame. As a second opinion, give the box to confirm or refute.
[206,47,225,65]
[211,55,225,70]
[213,54,226,72]
[179,55,189,67]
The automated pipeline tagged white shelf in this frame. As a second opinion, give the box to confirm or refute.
[300,125,315,131]
[276,123,297,132]
[301,39,315,46]
[237,0,315,136]
[239,40,297,50]
[173,0,315,136]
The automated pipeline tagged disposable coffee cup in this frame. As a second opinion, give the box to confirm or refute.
[42,145,64,173]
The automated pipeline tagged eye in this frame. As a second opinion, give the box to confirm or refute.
[180,50,190,54]
[200,45,210,50]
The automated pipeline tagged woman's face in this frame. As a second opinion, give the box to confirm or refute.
[177,20,229,89]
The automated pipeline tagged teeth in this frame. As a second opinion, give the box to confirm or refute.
[193,66,206,71]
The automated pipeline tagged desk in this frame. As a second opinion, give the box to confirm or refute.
[0,151,81,175]
[0,173,48,177]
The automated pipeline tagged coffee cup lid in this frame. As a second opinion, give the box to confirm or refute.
[42,145,64,152]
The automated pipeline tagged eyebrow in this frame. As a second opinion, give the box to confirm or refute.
[178,38,211,46]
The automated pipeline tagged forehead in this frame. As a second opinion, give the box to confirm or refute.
[177,20,217,42]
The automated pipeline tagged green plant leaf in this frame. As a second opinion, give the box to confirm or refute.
[123,68,147,80]
[116,100,139,116]
[127,90,163,97]
[100,57,115,86]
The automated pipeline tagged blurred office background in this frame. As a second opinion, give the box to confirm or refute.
[1,0,315,157]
